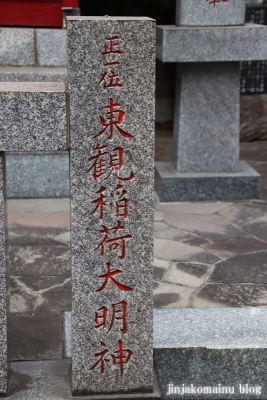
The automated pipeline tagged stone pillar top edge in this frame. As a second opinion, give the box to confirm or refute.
[67,16,155,22]
[0,82,66,93]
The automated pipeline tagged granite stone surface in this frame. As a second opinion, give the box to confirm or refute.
[176,0,246,27]
[0,83,67,152]
[36,29,67,67]
[0,28,34,66]
[155,161,261,202]
[173,62,240,172]
[68,17,155,396]
[156,24,267,63]
[0,67,67,83]
[0,156,7,395]
[5,152,70,198]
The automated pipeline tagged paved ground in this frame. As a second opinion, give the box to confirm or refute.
[6,136,267,361]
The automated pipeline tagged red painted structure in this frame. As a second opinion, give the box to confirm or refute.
[0,0,79,27]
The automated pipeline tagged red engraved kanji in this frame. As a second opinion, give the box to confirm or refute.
[91,185,129,220]
[102,36,123,55]
[94,301,128,334]
[95,221,132,260]
[96,262,133,292]
[206,0,228,8]
[111,340,133,378]
[94,98,133,140]
[90,342,110,374]
[87,144,134,182]
[90,340,133,378]
[100,71,123,89]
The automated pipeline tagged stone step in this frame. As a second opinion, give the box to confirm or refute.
[63,308,267,399]
[0,66,67,82]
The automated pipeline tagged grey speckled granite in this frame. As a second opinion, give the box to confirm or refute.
[68,17,155,396]
[173,62,240,173]
[5,152,70,199]
[0,82,67,152]
[176,0,246,27]
[154,308,267,399]
[0,67,67,82]
[36,29,67,67]
[157,24,267,63]
[155,161,260,202]
[0,28,34,66]
[0,156,7,396]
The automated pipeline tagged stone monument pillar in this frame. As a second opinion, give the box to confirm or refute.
[68,17,158,398]
[155,0,267,202]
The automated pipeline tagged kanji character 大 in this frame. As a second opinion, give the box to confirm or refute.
[99,71,123,89]
[95,221,132,260]
[206,0,228,8]
[102,36,123,55]
[93,98,133,140]
[87,144,134,182]
[94,301,128,334]
[96,262,133,292]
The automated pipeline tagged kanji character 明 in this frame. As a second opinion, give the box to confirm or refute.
[93,98,133,140]
[91,185,129,220]
[206,0,228,7]
[94,301,128,334]
[96,262,133,292]
[95,221,132,260]
[102,36,123,55]
[90,340,133,378]
[87,144,134,182]
[99,71,123,89]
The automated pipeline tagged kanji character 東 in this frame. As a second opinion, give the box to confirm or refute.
[96,262,133,292]
[87,144,134,182]
[99,71,123,89]
[94,98,133,140]
[95,221,132,260]
[94,301,128,334]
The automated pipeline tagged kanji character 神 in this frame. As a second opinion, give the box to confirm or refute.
[95,221,132,260]
[87,144,134,182]
[96,262,133,292]
[206,0,228,8]
[90,340,133,378]
[95,301,128,334]
[94,98,133,140]
[91,185,129,220]
[99,71,123,89]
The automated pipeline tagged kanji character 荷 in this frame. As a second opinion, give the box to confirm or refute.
[95,221,132,260]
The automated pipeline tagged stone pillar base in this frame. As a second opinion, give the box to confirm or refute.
[155,161,260,202]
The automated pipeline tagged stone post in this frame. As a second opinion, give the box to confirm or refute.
[67,17,158,397]
[155,0,267,202]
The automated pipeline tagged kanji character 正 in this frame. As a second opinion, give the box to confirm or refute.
[95,221,132,260]
[206,0,228,8]
[94,98,133,140]
[96,262,133,292]
[102,36,123,55]
[87,144,134,182]
[94,301,128,334]
[99,71,123,89]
